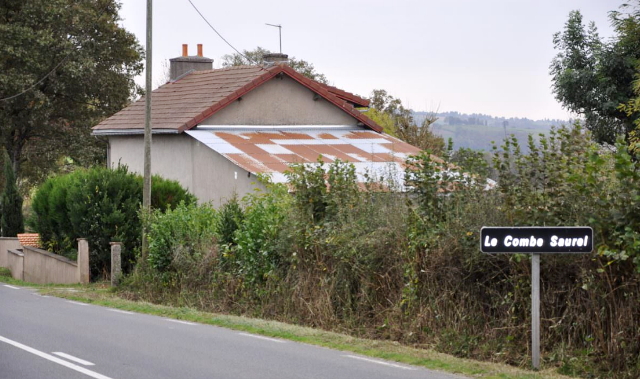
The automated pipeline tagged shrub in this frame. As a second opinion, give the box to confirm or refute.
[215,195,244,247]
[151,174,196,211]
[31,165,194,278]
[232,183,290,284]
[147,201,217,272]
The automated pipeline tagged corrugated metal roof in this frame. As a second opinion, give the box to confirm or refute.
[186,126,423,185]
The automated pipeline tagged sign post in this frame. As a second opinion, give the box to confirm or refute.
[480,227,593,370]
[531,253,540,369]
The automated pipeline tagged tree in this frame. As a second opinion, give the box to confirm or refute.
[550,3,640,145]
[221,47,328,84]
[0,0,144,184]
[1,151,24,237]
[620,71,640,153]
[368,89,444,154]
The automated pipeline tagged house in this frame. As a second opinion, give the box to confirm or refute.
[92,45,422,206]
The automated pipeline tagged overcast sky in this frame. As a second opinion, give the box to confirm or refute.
[118,0,619,120]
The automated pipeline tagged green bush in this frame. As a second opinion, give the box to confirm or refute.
[215,195,244,247]
[232,184,290,284]
[147,201,217,272]
[151,174,196,211]
[31,165,195,278]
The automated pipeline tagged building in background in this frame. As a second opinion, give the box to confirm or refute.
[93,45,421,206]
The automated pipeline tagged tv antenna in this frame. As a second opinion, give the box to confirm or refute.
[265,23,282,53]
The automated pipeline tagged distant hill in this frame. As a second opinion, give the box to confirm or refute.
[412,111,572,152]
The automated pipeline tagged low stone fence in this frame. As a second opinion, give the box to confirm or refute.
[6,249,24,280]
[1,239,90,285]
[0,237,21,268]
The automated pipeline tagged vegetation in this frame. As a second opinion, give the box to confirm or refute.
[550,2,640,145]
[221,46,328,84]
[1,151,24,236]
[118,123,640,378]
[0,0,143,186]
[30,166,195,279]
[368,89,445,154]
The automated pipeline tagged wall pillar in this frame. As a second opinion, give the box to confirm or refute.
[110,242,122,286]
[77,238,90,284]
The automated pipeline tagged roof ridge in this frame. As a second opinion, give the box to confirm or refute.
[192,65,265,74]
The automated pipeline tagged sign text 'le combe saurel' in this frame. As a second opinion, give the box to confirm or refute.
[480,227,593,254]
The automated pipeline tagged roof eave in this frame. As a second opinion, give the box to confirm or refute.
[91,129,181,136]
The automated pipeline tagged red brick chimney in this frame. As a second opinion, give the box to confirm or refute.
[170,44,213,81]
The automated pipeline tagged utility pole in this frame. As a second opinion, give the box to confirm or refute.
[265,23,282,53]
[142,0,152,260]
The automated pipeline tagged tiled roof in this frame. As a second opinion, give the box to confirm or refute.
[319,83,370,107]
[93,64,380,134]
[18,233,41,248]
[186,127,423,185]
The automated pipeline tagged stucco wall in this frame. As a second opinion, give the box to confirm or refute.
[109,134,262,207]
[22,246,79,284]
[202,76,358,126]
[0,237,20,269]
[7,250,23,280]
[110,134,195,191]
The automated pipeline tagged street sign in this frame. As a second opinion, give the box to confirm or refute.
[480,226,593,371]
[481,227,593,254]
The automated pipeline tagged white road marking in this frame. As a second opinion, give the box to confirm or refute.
[0,335,112,379]
[53,352,95,366]
[238,333,285,343]
[108,309,133,315]
[164,319,195,326]
[343,355,416,370]
[67,301,89,306]
[31,293,50,298]
[3,285,19,289]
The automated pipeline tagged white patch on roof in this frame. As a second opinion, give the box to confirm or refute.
[256,144,294,154]
[345,153,366,162]
[273,139,348,145]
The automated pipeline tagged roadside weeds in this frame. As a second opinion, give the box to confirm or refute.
[0,270,573,379]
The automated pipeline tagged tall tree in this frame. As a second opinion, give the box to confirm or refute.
[550,3,640,144]
[0,0,144,184]
[1,151,24,237]
[221,47,329,84]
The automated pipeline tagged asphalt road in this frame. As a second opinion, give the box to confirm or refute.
[0,284,466,379]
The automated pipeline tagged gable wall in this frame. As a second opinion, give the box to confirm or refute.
[202,76,358,125]
[108,134,262,207]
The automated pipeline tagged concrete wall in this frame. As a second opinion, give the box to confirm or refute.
[202,76,358,126]
[109,134,263,207]
[0,237,20,269]
[6,250,23,280]
[22,246,79,285]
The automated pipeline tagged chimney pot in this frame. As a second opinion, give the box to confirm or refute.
[197,44,203,57]
[182,44,188,57]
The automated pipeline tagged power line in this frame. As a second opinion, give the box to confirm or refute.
[187,0,256,65]
[0,57,72,101]
[0,3,111,102]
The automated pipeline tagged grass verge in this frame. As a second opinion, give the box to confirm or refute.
[0,270,572,379]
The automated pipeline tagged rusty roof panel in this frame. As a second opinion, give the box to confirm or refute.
[186,127,415,185]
